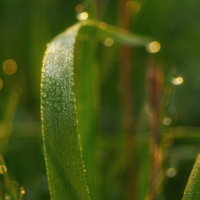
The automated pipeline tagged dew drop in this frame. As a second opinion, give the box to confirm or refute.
[42,92,47,98]
[40,83,44,88]
[41,68,46,73]
[41,73,45,79]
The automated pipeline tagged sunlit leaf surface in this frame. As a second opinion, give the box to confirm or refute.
[41,20,152,200]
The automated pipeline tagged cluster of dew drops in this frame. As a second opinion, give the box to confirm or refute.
[40,37,76,116]
[41,66,63,112]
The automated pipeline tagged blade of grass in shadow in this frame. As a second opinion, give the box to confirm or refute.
[74,38,99,200]
[0,87,21,153]
[182,154,200,200]
[41,19,152,200]
[135,100,151,200]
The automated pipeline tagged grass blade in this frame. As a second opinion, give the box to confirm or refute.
[74,39,99,200]
[182,154,200,200]
[41,20,152,200]
[41,22,90,200]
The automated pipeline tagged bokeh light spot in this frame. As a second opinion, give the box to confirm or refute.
[3,59,18,75]
[0,165,7,174]
[5,195,11,200]
[104,38,114,47]
[171,77,183,85]
[147,41,161,53]
[20,187,25,194]
[77,12,88,21]
[163,117,172,126]
[166,168,177,177]
[76,4,83,12]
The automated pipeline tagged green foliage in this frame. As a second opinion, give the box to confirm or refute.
[1,1,200,200]
[41,22,90,200]
[41,20,151,200]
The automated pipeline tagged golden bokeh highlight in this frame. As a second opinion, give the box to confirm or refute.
[76,4,83,12]
[20,187,25,194]
[3,59,18,75]
[171,77,183,85]
[77,12,88,20]
[148,41,161,53]
[0,78,3,90]
[104,38,114,47]
[5,195,11,200]
[163,117,172,126]
[0,165,7,174]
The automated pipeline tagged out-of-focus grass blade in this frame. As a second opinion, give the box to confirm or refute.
[182,154,200,199]
[0,87,21,153]
[41,20,152,200]
[75,20,152,47]
[0,156,17,200]
[74,39,99,200]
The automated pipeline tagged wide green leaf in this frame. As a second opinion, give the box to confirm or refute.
[41,20,152,200]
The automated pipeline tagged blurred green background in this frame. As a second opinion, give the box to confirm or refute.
[1,0,200,199]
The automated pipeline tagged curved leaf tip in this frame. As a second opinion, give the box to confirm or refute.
[41,19,153,200]
[41,22,90,200]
